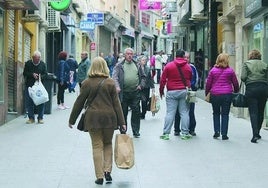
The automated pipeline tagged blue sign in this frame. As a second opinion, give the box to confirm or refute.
[87,13,104,25]
[80,21,95,30]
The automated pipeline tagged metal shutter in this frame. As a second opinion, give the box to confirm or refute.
[7,10,16,112]
[24,31,31,63]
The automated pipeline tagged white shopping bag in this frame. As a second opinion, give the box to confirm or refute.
[28,76,49,106]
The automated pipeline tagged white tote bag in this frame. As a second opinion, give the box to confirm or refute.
[28,76,49,106]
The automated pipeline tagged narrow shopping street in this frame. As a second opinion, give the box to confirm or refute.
[0,87,268,188]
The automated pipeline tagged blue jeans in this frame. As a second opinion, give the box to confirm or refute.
[163,90,190,135]
[211,94,232,136]
[26,89,45,120]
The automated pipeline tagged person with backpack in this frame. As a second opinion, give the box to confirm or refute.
[66,54,78,93]
[105,53,116,77]
[174,52,199,136]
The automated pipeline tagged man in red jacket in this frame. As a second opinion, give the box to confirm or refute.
[159,49,192,140]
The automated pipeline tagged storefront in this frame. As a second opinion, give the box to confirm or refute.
[243,0,268,123]
[122,28,135,51]
[244,0,268,63]
[0,0,40,125]
[0,8,4,122]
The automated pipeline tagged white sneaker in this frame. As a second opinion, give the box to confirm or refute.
[57,105,65,110]
[63,105,70,109]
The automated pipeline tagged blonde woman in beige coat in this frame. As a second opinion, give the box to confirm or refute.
[68,56,126,185]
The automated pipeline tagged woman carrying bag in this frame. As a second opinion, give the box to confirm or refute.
[68,57,126,185]
[205,53,239,140]
[241,49,268,143]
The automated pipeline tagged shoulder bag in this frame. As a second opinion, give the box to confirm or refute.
[77,78,106,131]
[177,66,196,103]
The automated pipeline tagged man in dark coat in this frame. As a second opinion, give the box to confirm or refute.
[23,50,48,124]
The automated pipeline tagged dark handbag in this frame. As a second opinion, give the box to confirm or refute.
[77,78,106,131]
[232,93,248,107]
[77,112,86,131]
[232,82,248,108]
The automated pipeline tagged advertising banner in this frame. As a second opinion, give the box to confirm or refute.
[139,0,161,10]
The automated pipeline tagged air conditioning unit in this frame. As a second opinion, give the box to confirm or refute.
[22,10,41,22]
[47,6,61,31]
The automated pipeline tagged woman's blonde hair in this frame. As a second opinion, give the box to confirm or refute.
[88,56,110,77]
[215,53,229,68]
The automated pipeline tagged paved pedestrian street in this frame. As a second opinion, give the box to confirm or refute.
[1,90,268,188]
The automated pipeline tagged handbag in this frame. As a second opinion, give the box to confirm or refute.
[177,66,196,103]
[28,75,49,106]
[77,78,106,131]
[232,82,248,107]
[77,108,87,131]
[150,93,160,114]
[232,93,248,107]
[205,92,211,103]
[114,134,135,169]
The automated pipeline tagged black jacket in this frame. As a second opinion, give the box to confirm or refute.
[23,60,48,87]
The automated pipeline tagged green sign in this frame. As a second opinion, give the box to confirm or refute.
[50,0,71,11]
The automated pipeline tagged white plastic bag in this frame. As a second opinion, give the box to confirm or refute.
[28,76,49,106]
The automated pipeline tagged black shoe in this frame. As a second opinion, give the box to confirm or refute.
[256,134,262,139]
[251,137,258,143]
[104,172,112,182]
[133,133,140,138]
[189,131,196,136]
[95,178,104,185]
[213,132,220,139]
[222,135,229,140]
[174,131,180,136]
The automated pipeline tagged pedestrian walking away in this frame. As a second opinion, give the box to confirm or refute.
[241,49,268,143]
[155,51,164,84]
[56,51,70,110]
[159,49,192,140]
[112,47,146,138]
[23,50,48,124]
[174,51,199,136]
[205,53,239,140]
[68,56,126,185]
[66,54,78,93]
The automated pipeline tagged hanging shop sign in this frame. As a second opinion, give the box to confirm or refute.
[87,13,104,25]
[50,0,71,11]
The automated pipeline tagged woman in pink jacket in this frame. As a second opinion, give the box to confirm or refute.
[205,53,239,140]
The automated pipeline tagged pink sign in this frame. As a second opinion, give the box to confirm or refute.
[139,0,161,10]
[167,21,172,34]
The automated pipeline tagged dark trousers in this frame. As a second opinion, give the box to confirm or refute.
[156,69,161,84]
[246,83,268,137]
[211,94,232,136]
[141,88,150,118]
[121,90,141,135]
[174,102,196,133]
[57,83,68,105]
[26,89,45,120]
